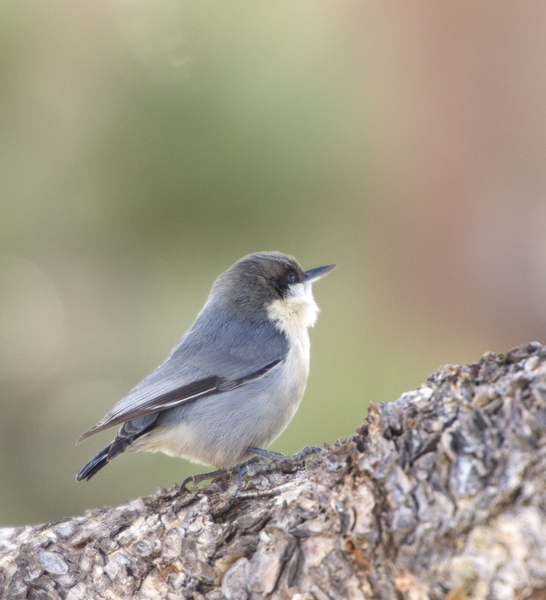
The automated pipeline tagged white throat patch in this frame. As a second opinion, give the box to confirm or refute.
[266,283,320,334]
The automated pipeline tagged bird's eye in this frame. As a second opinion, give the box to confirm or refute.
[287,273,297,284]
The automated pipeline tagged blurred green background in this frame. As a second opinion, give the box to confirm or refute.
[2,1,546,526]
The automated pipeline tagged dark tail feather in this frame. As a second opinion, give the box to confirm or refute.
[76,415,158,482]
[76,445,111,482]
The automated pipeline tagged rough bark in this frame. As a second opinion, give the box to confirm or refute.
[2,342,546,600]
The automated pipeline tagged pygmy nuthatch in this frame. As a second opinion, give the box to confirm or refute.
[76,251,336,481]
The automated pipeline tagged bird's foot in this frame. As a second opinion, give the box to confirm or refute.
[180,446,322,491]
[180,456,264,491]
[180,468,229,491]
[239,445,322,484]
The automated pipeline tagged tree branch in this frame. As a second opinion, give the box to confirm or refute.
[2,343,546,600]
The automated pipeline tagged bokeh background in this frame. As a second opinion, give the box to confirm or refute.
[2,1,546,526]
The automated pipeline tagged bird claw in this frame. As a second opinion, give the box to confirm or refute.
[238,445,322,484]
[180,467,229,491]
[236,456,265,485]
[293,446,322,459]
[180,446,322,491]
[180,456,264,490]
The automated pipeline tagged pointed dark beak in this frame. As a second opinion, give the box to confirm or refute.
[303,263,337,284]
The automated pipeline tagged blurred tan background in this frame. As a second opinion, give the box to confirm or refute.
[2,0,546,526]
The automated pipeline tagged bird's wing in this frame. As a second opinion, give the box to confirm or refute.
[78,307,288,442]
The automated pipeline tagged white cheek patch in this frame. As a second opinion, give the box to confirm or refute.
[287,283,306,299]
[266,282,320,333]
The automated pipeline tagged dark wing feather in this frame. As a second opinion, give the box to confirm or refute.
[78,357,282,441]
[77,301,288,442]
[77,375,220,441]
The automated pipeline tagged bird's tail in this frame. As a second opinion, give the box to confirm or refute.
[76,445,112,482]
[76,415,157,482]
[76,435,133,481]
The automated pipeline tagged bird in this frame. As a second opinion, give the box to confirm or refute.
[76,251,336,482]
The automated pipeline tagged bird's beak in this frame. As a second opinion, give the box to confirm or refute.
[303,263,337,284]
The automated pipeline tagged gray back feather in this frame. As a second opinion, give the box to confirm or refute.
[91,301,288,430]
